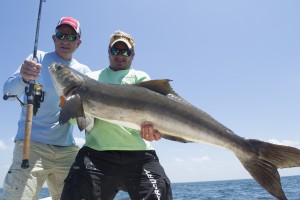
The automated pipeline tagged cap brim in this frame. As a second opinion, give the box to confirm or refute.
[110,38,132,49]
[56,24,80,36]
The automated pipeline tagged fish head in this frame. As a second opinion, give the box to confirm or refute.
[48,62,84,97]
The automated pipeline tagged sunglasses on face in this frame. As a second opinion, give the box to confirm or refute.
[55,31,78,41]
[110,47,132,57]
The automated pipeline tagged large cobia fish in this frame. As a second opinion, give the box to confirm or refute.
[49,62,300,200]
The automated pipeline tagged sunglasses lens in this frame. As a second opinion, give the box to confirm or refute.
[110,47,118,55]
[56,32,65,40]
[122,49,131,56]
[66,34,77,41]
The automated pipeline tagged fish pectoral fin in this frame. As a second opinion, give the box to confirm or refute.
[77,114,94,132]
[160,133,193,143]
[59,94,84,125]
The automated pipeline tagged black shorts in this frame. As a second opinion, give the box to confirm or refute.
[61,147,173,200]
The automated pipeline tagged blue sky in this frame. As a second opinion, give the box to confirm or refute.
[0,0,300,187]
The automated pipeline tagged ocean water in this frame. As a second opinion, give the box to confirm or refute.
[0,175,299,199]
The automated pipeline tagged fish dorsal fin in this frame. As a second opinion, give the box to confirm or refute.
[136,79,191,105]
[135,79,175,95]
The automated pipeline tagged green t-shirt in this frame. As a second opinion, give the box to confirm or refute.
[84,67,154,151]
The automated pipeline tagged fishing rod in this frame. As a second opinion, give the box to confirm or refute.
[21,0,46,169]
[3,0,46,169]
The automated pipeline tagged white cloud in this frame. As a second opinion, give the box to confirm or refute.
[0,140,7,150]
[268,139,300,148]
[174,158,184,163]
[190,156,211,163]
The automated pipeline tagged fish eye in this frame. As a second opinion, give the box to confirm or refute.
[56,65,63,71]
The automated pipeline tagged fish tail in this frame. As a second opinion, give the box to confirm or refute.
[236,139,300,200]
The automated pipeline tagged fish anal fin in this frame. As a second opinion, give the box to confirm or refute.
[59,94,84,125]
[160,133,193,143]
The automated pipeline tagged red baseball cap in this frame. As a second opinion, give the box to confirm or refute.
[56,17,81,36]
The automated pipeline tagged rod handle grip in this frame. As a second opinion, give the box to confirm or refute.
[21,104,34,169]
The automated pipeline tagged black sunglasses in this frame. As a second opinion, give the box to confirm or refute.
[55,31,78,41]
[110,47,132,57]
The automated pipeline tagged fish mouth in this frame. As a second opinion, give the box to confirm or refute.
[63,85,80,97]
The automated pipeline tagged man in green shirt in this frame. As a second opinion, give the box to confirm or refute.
[61,30,173,200]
